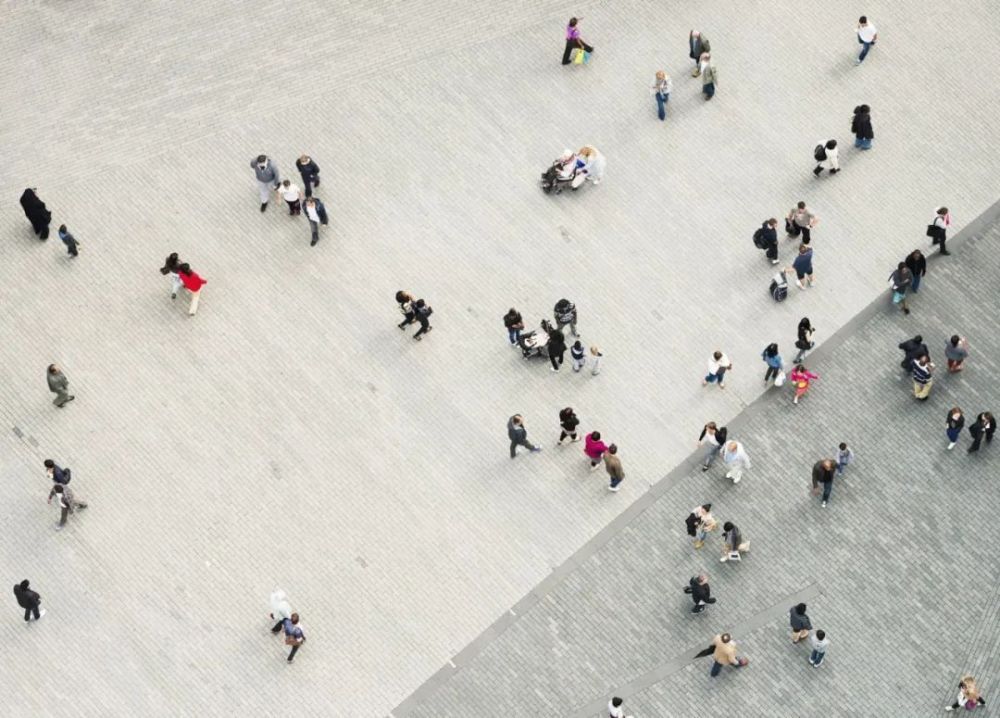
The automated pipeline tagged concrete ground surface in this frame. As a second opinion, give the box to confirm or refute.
[1,0,998,715]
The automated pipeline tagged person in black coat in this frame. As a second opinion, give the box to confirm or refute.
[546,325,567,371]
[792,317,815,363]
[851,105,874,150]
[683,574,716,613]
[968,412,996,453]
[904,249,927,293]
[295,155,321,198]
[19,188,52,239]
[13,579,44,621]
[898,334,928,371]
[558,407,580,443]
[758,218,779,264]
[503,308,524,346]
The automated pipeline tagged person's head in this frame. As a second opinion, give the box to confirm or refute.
[512,414,522,425]
[767,217,778,227]
[256,154,267,167]
[289,612,300,625]
[859,15,868,24]
[799,243,810,254]
[917,353,929,365]
[590,345,601,356]
[913,334,923,343]
[607,444,618,455]
[951,407,962,418]
[299,154,310,163]
[415,299,425,309]
[560,149,573,161]
[395,290,410,303]
[799,317,811,328]
[691,30,700,37]
[726,441,737,451]
[797,200,807,210]
[720,632,731,643]
[44,459,55,469]
[712,351,722,360]
[706,421,717,431]
[568,17,578,27]
[722,521,734,532]
[58,224,67,233]
[573,340,583,349]
[897,261,906,271]
[910,249,923,259]
[561,406,574,416]
[177,263,191,274]
[950,334,960,346]
[699,52,710,63]
[656,70,665,81]
[825,139,837,150]
[858,103,870,113]
[765,343,778,356]
[700,503,712,513]
[839,442,847,451]
[282,179,290,188]
[18,579,29,590]
[507,307,518,316]
[53,484,65,495]
[937,206,949,216]
[794,603,807,615]
[795,363,805,372]
[611,697,623,708]
[48,364,59,374]
[697,574,708,584]
[816,629,826,641]
[305,197,315,206]
[591,431,601,441]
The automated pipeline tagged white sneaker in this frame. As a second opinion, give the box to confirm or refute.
[719,555,728,562]
[607,484,620,492]
[724,471,732,479]
[947,442,956,450]
[821,501,827,507]
[36,609,47,620]
[732,475,741,484]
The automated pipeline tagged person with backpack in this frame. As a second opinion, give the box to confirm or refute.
[813,140,840,176]
[754,218,779,264]
[761,343,784,385]
[851,105,874,149]
[503,308,524,346]
[553,298,579,336]
[43,459,71,485]
[413,299,434,341]
[889,261,913,315]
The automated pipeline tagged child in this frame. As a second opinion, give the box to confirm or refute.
[590,345,603,375]
[808,630,829,668]
[836,442,854,475]
[280,179,302,215]
[571,340,586,371]
[57,224,80,257]
[789,364,818,404]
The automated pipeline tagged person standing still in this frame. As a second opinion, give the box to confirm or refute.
[283,613,306,663]
[177,263,207,316]
[792,243,815,289]
[757,218,779,264]
[13,580,45,622]
[160,252,184,299]
[852,104,874,149]
[702,351,732,389]
[553,298,579,336]
[604,444,624,492]
[699,54,717,99]
[856,16,878,64]
[412,299,433,340]
[929,206,951,256]
[967,412,995,453]
[811,459,836,506]
[279,180,302,215]
[508,415,542,458]
[47,364,75,407]
[570,340,586,371]
[889,261,912,315]
[789,603,812,643]
[786,202,818,243]
[809,630,830,667]
[812,140,840,176]
[251,155,280,212]
[652,70,672,120]
[295,155,321,198]
[20,188,52,240]
[503,308,524,346]
[57,225,80,257]
[584,431,608,470]
[911,354,935,400]
[48,483,87,529]
[561,17,593,65]
[946,407,965,450]
[688,30,710,76]
[590,345,603,375]
[303,197,329,246]
[945,335,969,372]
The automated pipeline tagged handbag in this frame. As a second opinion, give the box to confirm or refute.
[774,371,786,387]
[926,224,943,242]
[573,48,585,64]
[582,50,591,64]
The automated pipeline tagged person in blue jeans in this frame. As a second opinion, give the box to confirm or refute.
[856,16,878,64]
[836,442,855,475]
[651,70,672,121]
[809,629,829,667]
[905,249,927,293]
[761,343,783,385]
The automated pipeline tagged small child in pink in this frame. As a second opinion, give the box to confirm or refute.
[790,365,818,404]
[584,431,608,470]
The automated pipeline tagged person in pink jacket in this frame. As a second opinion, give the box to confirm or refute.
[790,364,818,404]
[584,431,608,471]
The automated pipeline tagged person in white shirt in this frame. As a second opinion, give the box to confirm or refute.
[856,16,878,64]
[813,139,840,177]
[723,441,751,483]
[607,696,632,718]
[651,70,672,121]
[702,351,732,389]
[280,180,302,215]
[931,206,951,256]
[808,629,830,667]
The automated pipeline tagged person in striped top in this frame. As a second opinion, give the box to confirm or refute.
[911,354,935,400]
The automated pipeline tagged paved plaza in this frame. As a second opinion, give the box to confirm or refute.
[1,1,998,716]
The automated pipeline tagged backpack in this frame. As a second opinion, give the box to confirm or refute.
[814,144,826,161]
[752,227,767,249]
[63,467,71,483]
[685,513,699,536]
[770,275,788,302]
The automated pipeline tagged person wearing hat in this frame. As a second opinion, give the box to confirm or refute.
[251,154,280,212]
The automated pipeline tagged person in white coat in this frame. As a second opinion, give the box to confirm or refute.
[722,441,751,483]
[269,589,293,634]
[813,140,839,176]
[576,145,606,184]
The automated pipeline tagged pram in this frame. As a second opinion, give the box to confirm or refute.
[519,319,554,358]
[770,270,789,302]
[540,160,586,194]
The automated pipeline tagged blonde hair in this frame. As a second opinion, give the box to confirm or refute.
[655,70,665,81]
[577,146,595,158]
[961,676,979,701]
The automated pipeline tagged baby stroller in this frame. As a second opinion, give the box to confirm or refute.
[540,159,585,195]
[519,319,554,358]
[770,270,789,302]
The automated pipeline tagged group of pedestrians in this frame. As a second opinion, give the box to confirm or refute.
[251,154,328,246]
[160,252,208,316]
[509,412,624,491]
[269,589,306,663]
[504,300,603,374]
[396,290,434,340]
[20,188,82,257]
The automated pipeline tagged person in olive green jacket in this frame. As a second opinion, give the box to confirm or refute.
[604,444,625,491]
[700,53,717,99]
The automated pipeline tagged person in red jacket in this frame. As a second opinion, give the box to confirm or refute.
[177,263,207,316]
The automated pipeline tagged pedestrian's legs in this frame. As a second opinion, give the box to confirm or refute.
[609,476,623,490]
[800,226,811,244]
[170,273,183,298]
[507,328,519,345]
[656,92,667,121]
[59,506,69,526]
[287,640,303,662]
[911,274,921,293]
[309,220,319,245]
[968,433,983,453]
[413,317,431,339]
[188,289,201,316]
[302,176,314,198]
[703,372,718,385]
[271,619,285,633]
[715,367,727,387]
[562,39,576,64]
[398,313,416,330]
[764,365,778,383]
[812,649,825,666]
[703,82,715,99]
[710,661,723,677]
[821,481,832,503]
[549,352,561,371]
[257,181,271,206]
[702,444,718,469]
[765,242,778,262]
[858,40,871,62]
[25,605,39,621]
[913,380,932,400]
[510,440,519,459]
[938,235,948,255]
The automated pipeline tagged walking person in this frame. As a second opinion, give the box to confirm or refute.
[44,459,70,485]
[683,574,716,614]
[754,218,779,264]
[967,412,995,453]
[811,459,836,507]
[584,431,608,470]
[570,340,586,372]
[945,335,969,372]
[604,444,625,492]
[279,179,302,215]
[792,243,814,289]
[905,249,927,293]
[283,613,306,663]
[577,145,607,185]
[699,53,717,99]
[397,291,416,330]
[251,155,280,212]
[57,225,80,257]
[722,441,750,483]
[786,201,818,243]
[269,589,293,634]
[177,263,207,316]
[48,483,87,529]
[19,188,52,239]
[946,407,965,450]
[694,633,748,677]
[503,308,524,346]
[836,442,855,475]
[945,675,987,711]
[790,364,819,404]
[508,414,542,458]
[295,154,321,198]
[789,603,812,643]
[412,299,434,340]
[809,630,830,667]
[13,580,45,622]
[852,104,874,149]
[558,407,580,444]
[719,521,750,562]
[160,252,184,299]
[698,422,726,471]
[898,334,928,371]
[761,343,784,385]
[812,140,840,176]
[47,364,75,408]
[553,298,579,336]
[590,345,603,375]
[303,196,329,246]
[702,350,732,389]
[792,318,816,364]
[688,30,710,76]
[651,70,672,120]
[889,261,913,315]
[561,17,594,65]
[856,16,878,64]
[912,354,935,400]
[685,503,716,549]
[928,206,951,256]
[547,325,567,372]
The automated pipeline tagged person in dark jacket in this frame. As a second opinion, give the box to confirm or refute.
[758,218,779,264]
[904,249,927,293]
[553,298,578,336]
[688,30,710,76]
[547,325,567,372]
[945,407,965,450]
[811,459,837,506]
[508,414,541,458]
[44,459,70,485]
[13,579,44,622]
[295,155,321,198]
[719,521,748,562]
[302,197,329,246]
[968,412,995,453]
[20,188,52,239]
[57,225,80,257]
[412,299,433,341]
[792,318,815,364]
[851,104,874,149]
[898,335,928,371]
[789,603,813,642]
[503,308,524,346]
[558,407,580,443]
[684,574,716,613]
[792,243,814,289]
[889,261,912,315]
[396,291,416,330]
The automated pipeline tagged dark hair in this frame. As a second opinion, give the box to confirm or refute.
[395,291,409,303]
[19,579,29,590]
[859,15,867,23]
[816,629,826,640]
[825,139,837,149]
[950,335,960,345]
[768,217,777,225]
[256,154,267,164]
[795,603,807,615]
[797,201,806,209]
[568,17,578,26]
[898,261,906,270]
[706,421,717,430]
[723,521,734,531]
[58,224,67,232]
[54,484,65,494]
[765,343,778,356]
[608,444,618,454]
[591,431,601,440]
[712,351,722,360]
[44,459,55,468]
[858,104,870,113]
[48,364,58,373]
[415,299,425,308]
[913,334,923,343]
[799,317,811,328]
[611,697,623,707]
[839,442,847,450]
[177,263,191,274]
[701,503,712,511]
[938,207,949,215]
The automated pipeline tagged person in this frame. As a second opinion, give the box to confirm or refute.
[604,444,625,492]
[699,53,717,99]
[836,442,855,474]
[44,459,70,485]
[651,70,672,120]
[703,633,748,676]
[570,340,586,371]
[412,299,434,340]
[283,613,306,663]
[590,345,603,376]
[790,365,818,404]
[786,201,818,243]
[547,325,567,372]
[251,155,280,212]
[47,364,75,407]
[562,17,593,65]
[945,675,986,711]
[898,335,928,371]
[49,483,87,528]
[558,407,580,444]
[177,263,207,316]
[576,146,606,184]
[762,343,784,385]
[904,249,927,294]
[889,261,913,315]
[811,459,836,507]
[685,504,716,549]
[792,243,814,289]
[929,206,951,256]
[688,30,710,76]
[295,155,321,198]
[684,574,716,613]
[945,335,969,372]
[507,415,541,458]
[792,318,816,363]
[722,441,750,483]
[702,351,732,389]
[503,308,524,346]
[269,589,293,634]
[397,291,416,330]
[13,580,45,622]
[756,218,779,264]
[856,16,878,64]
[851,104,874,149]
[967,412,995,453]
[552,298,578,337]
[279,179,302,215]
[946,408,965,450]
[809,630,829,667]
[912,354,935,400]
[719,521,749,562]
[812,139,840,176]
[584,431,608,470]
[303,196,329,246]
[160,252,184,299]
[607,696,632,718]
[19,188,52,239]
[698,422,726,471]
[789,603,812,642]
[57,225,80,257]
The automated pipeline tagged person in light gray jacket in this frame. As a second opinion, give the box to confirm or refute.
[251,154,281,212]
[269,589,294,633]
[508,414,542,459]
